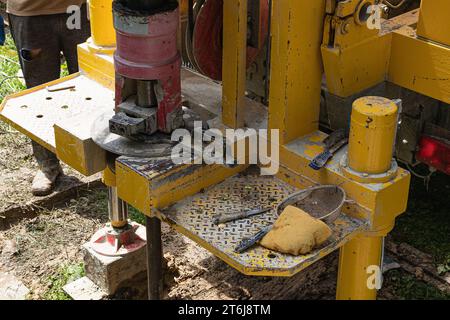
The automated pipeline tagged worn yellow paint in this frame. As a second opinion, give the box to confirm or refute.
[54,122,106,176]
[268,0,326,144]
[102,165,116,187]
[222,0,248,129]
[279,134,410,229]
[336,235,383,300]
[77,43,115,90]
[321,0,392,97]
[388,28,450,104]
[417,0,450,47]
[115,162,152,215]
[348,97,398,174]
[88,0,116,49]
[322,33,391,97]
[0,74,80,153]
[115,161,247,217]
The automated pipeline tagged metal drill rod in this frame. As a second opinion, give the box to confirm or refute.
[146,216,163,300]
[136,80,157,108]
[108,186,128,228]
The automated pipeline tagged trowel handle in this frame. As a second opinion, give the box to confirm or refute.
[234,226,272,253]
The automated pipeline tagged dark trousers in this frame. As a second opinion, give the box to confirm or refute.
[8,5,90,171]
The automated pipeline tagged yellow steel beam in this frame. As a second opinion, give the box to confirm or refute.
[417,0,450,47]
[268,0,326,145]
[222,0,248,129]
[389,28,450,104]
[116,158,247,216]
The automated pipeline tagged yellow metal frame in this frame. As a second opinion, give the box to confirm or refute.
[322,0,450,104]
[269,0,326,145]
[222,0,248,129]
[417,0,450,47]
[7,0,446,300]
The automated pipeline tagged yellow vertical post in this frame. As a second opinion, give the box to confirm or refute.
[337,236,384,300]
[337,96,399,300]
[222,0,248,129]
[88,0,116,50]
[268,0,326,145]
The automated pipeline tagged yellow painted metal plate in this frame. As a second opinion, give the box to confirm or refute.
[0,74,114,152]
[159,167,368,277]
[417,0,450,47]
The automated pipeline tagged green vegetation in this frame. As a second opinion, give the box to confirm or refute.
[384,269,450,300]
[43,263,85,300]
[0,34,25,101]
[391,172,450,275]
[0,32,69,102]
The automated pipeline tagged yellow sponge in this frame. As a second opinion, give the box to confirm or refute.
[260,205,332,256]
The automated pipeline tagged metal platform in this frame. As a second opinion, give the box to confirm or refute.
[158,167,369,277]
[0,74,114,152]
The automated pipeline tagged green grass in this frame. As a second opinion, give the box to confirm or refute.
[0,34,25,101]
[391,171,450,275]
[384,269,450,300]
[43,263,85,300]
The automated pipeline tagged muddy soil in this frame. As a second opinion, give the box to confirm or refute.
[1,187,447,300]
[0,189,339,300]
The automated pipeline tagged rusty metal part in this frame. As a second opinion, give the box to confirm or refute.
[110,96,158,138]
[112,1,183,137]
[89,222,146,257]
[108,186,128,227]
[46,85,76,92]
[92,110,176,157]
[146,216,163,300]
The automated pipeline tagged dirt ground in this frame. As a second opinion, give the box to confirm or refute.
[0,184,447,300]
[0,122,96,213]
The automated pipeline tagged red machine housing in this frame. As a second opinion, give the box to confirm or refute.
[113,3,182,134]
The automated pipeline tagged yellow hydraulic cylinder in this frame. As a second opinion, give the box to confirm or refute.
[88,0,116,49]
[336,236,383,300]
[347,97,398,174]
[337,96,399,300]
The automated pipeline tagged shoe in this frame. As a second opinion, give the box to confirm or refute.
[31,165,63,196]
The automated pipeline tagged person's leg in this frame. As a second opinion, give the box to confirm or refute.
[59,4,91,74]
[8,14,63,196]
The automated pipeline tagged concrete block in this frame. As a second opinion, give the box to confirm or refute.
[83,241,147,296]
[0,271,29,300]
[63,276,107,300]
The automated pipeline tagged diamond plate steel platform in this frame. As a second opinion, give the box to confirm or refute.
[158,167,369,277]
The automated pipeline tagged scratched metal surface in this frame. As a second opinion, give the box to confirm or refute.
[0,75,114,151]
[160,168,368,276]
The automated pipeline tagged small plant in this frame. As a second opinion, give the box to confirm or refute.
[43,263,85,300]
